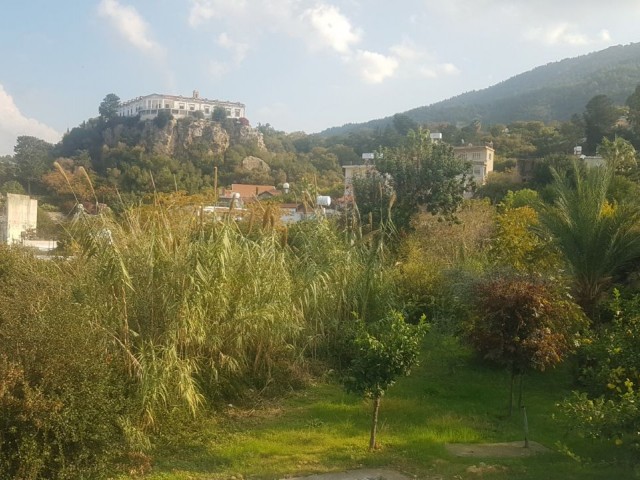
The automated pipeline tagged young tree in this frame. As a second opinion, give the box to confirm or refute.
[342,311,428,449]
[467,272,585,415]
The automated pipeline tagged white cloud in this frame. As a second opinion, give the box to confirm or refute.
[354,50,399,84]
[420,63,460,79]
[387,39,459,81]
[423,1,634,47]
[524,23,590,46]
[301,4,361,53]
[207,33,249,78]
[389,40,423,61]
[440,63,461,75]
[209,61,231,78]
[0,85,60,156]
[217,32,249,63]
[98,0,162,54]
[188,0,248,27]
[188,0,216,27]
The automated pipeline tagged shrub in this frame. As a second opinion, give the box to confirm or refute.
[560,291,640,450]
[0,249,139,479]
[153,109,173,129]
[466,271,586,413]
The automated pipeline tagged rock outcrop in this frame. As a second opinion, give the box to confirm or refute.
[102,117,265,158]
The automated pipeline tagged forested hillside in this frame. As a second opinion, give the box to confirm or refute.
[321,42,640,136]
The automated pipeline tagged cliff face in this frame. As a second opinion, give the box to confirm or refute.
[142,118,230,157]
[103,117,265,158]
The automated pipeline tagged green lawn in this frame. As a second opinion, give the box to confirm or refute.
[124,334,638,480]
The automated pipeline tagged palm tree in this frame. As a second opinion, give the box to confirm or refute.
[538,162,640,319]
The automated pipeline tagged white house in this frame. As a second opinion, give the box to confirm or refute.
[117,90,245,121]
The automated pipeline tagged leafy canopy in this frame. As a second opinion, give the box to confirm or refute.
[343,311,428,399]
[356,128,471,230]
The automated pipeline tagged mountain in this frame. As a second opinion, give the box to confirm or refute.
[320,42,640,136]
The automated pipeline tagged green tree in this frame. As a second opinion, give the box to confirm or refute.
[625,83,640,134]
[328,143,361,166]
[154,109,173,128]
[0,180,25,194]
[343,311,428,449]
[99,93,121,121]
[392,113,418,136]
[491,205,556,274]
[598,136,637,175]
[0,155,16,185]
[474,171,523,204]
[537,162,640,319]
[370,128,471,230]
[13,136,54,194]
[584,94,619,155]
[212,106,227,122]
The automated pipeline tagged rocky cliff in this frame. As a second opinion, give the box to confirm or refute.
[102,117,265,158]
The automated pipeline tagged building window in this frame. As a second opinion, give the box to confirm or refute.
[179,103,185,109]
[189,104,195,111]
[234,108,241,117]
[204,106,210,114]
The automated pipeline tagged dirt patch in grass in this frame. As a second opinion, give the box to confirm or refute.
[445,440,550,458]
[285,468,412,480]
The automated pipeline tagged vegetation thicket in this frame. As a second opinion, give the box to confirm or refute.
[4,81,640,479]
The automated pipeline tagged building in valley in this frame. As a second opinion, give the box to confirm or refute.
[453,144,495,185]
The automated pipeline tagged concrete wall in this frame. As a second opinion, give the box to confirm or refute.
[3,193,37,244]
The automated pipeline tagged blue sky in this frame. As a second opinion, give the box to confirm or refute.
[1,0,640,155]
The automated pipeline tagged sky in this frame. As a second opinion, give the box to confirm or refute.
[1,0,640,155]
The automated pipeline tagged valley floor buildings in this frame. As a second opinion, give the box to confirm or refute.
[343,143,495,196]
[117,90,246,121]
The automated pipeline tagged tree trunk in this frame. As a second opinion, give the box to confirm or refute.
[509,369,515,416]
[518,374,524,409]
[369,395,381,450]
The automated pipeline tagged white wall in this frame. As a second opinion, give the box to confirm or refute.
[4,193,37,244]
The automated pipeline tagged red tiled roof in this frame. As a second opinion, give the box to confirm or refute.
[230,184,278,199]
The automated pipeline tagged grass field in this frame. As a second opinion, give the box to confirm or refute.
[124,333,638,480]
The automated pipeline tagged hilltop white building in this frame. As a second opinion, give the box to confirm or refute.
[117,90,245,121]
